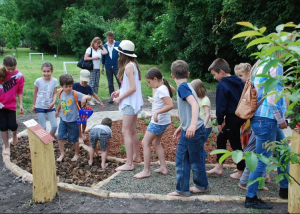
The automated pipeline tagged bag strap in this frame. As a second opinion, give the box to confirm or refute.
[58,88,80,110]
[250,59,265,111]
[90,47,92,57]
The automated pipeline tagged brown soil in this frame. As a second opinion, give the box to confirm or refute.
[85,117,234,164]
[10,136,122,187]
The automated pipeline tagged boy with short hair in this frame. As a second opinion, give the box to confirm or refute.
[55,74,91,162]
[168,60,210,197]
[73,69,105,143]
[206,58,245,179]
[88,117,113,169]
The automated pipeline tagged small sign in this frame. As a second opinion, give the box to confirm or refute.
[23,119,38,128]
[28,124,54,144]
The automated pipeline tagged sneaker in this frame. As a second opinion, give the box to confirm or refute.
[88,100,95,106]
[279,188,288,199]
[245,196,273,209]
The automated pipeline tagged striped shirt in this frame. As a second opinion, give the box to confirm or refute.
[252,61,286,124]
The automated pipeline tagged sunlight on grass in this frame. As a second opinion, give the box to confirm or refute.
[1,48,216,113]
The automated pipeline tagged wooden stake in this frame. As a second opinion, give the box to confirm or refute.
[288,130,300,213]
[28,128,58,203]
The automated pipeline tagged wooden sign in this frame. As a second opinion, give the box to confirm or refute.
[28,124,54,144]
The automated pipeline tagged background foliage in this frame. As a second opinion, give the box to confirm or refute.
[0,0,299,81]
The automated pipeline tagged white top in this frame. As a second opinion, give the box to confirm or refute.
[119,62,143,114]
[34,77,58,109]
[86,47,102,69]
[151,85,171,125]
[107,40,115,59]
[198,96,212,128]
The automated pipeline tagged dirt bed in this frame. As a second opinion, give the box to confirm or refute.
[102,165,280,197]
[10,136,122,187]
[85,117,234,164]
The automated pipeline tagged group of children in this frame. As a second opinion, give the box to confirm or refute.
[0,39,288,207]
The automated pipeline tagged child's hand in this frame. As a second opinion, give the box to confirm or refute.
[81,100,86,107]
[173,126,182,139]
[101,103,105,109]
[186,124,196,138]
[154,112,158,123]
[32,106,36,113]
[55,111,59,118]
[113,97,120,105]
[19,105,24,114]
[111,90,120,98]
[47,102,54,110]
[218,124,224,133]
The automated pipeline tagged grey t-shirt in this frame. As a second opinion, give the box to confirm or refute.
[93,124,112,137]
[34,77,58,109]
[177,82,204,131]
[59,90,84,122]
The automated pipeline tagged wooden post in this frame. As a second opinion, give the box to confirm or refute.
[27,122,58,203]
[288,130,300,213]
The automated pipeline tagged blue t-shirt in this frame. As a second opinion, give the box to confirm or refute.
[72,82,93,95]
[59,90,84,122]
[177,82,203,131]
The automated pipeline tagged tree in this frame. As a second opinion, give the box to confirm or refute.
[5,20,21,57]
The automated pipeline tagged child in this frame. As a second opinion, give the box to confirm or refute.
[168,60,209,197]
[206,58,246,180]
[190,79,212,148]
[73,69,105,143]
[32,62,58,137]
[111,40,143,171]
[134,68,174,179]
[55,74,91,162]
[0,56,24,156]
[88,117,112,169]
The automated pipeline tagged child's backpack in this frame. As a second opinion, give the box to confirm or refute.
[58,88,80,110]
[235,60,264,120]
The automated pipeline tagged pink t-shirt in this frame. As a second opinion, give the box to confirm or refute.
[0,70,25,111]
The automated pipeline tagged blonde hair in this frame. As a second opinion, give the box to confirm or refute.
[117,53,141,81]
[90,37,102,49]
[234,63,252,74]
[191,79,207,99]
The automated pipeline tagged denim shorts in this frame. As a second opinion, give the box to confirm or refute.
[57,119,79,143]
[121,105,141,115]
[35,108,55,113]
[89,128,109,151]
[147,122,170,135]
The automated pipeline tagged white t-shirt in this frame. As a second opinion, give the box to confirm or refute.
[151,85,171,125]
[34,77,58,109]
[86,47,102,69]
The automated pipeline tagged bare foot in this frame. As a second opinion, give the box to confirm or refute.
[11,134,18,146]
[71,155,79,162]
[154,167,168,175]
[238,184,247,191]
[123,158,142,163]
[101,163,108,169]
[115,164,134,171]
[88,159,93,166]
[190,186,210,194]
[167,191,188,197]
[134,170,151,179]
[206,166,224,175]
[265,176,271,183]
[57,155,64,162]
[3,147,11,156]
[260,186,269,191]
[233,168,238,172]
[79,137,84,144]
[230,171,242,180]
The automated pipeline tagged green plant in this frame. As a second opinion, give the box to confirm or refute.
[212,119,218,126]
[151,152,158,158]
[208,133,213,138]
[120,145,126,155]
[145,119,151,125]
[141,113,145,121]
[209,141,216,147]
[173,120,181,128]
[138,133,143,140]
[136,122,139,130]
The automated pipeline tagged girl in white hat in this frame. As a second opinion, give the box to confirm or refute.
[111,40,144,171]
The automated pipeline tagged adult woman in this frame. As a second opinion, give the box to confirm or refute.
[84,37,108,105]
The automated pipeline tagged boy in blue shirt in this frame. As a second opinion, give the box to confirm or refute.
[73,69,105,143]
[55,74,91,162]
[206,58,245,179]
[168,60,210,197]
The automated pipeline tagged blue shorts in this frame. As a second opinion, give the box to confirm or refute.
[147,122,170,135]
[122,105,141,115]
[57,119,79,143]
[35,108,55,113]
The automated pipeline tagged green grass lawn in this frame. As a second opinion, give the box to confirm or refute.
[1,48,216,114]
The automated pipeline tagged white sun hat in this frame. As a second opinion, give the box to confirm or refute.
[80,69,90,82]
[114,40,137,58]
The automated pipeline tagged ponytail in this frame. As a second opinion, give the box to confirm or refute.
[162,77,173,98]
[0,67,6,83]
